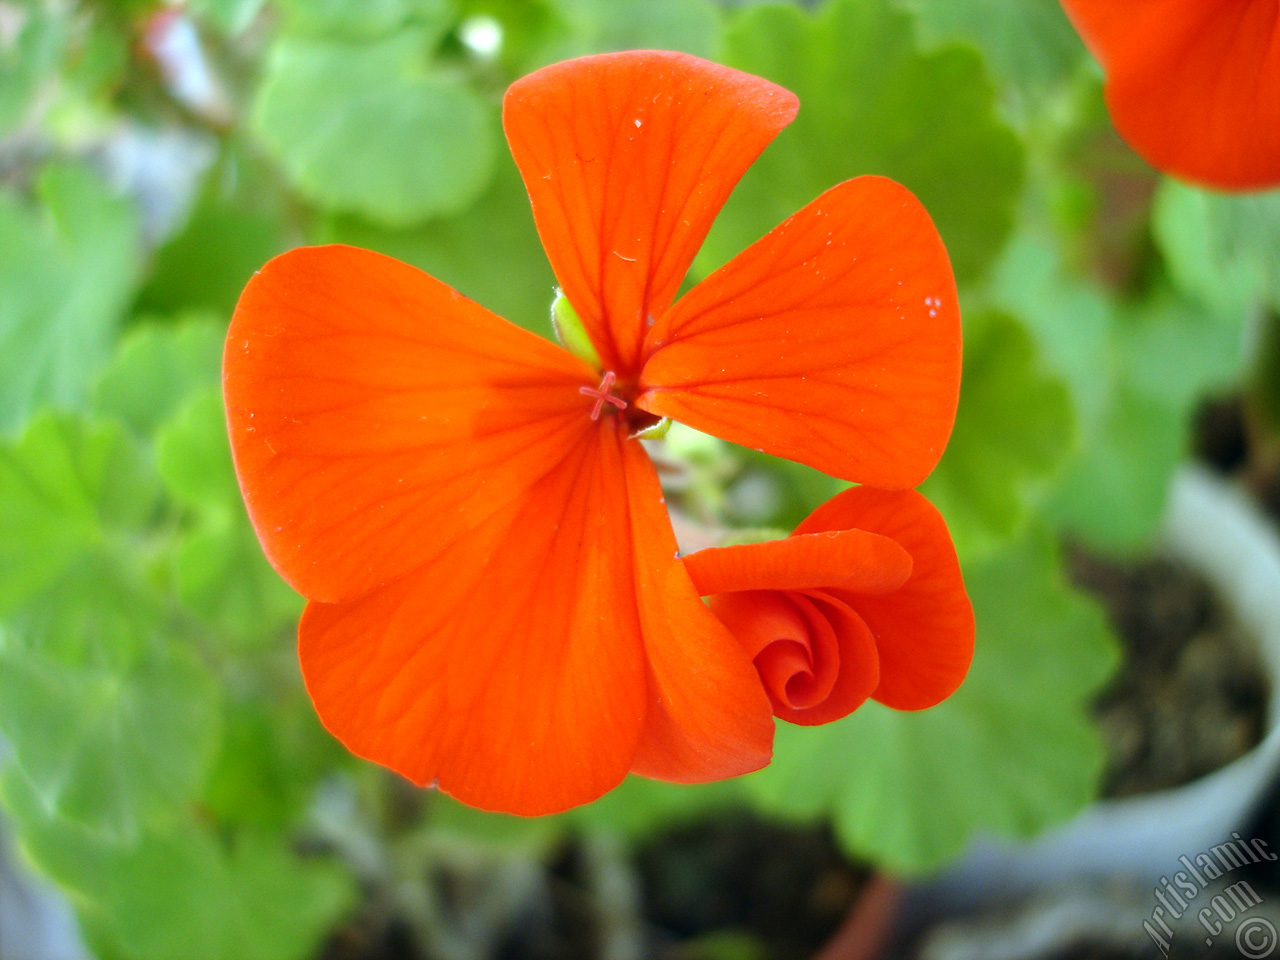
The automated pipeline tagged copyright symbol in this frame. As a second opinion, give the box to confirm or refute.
[1237,917,1277,958]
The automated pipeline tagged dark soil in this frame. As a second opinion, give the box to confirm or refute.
[318,816,867,960]
[319,909,424,960]
[1068,547,1269,798]
[1194,393,1280,523]
[634,814,869,959]
[1193,395,1251,476]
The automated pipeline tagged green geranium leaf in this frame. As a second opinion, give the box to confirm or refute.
[156,389,239,514]
[990,231,1242,552]
[252,30,496,227]
[277,0,454,41]
[203,695,344,830]
[923,311,1074,558]
[1046,386,1184,551]
[139,206,286,318]
[188,0,268,35]
[137,144,292,318]
[544,0,720,59]
[0,415,217,836]
[156,389,301,645]
[704,0,1023,282]
[989,232,1114,429]
[325,153,556,335]
[58,8,129,103]
[2,774,353,960]
[744,531,1117,874]
[0,414,156,620]
[1119,293,1247,418]
[93,319,225,438]
[903,0,1083,105]
[0,163,142,432]
[0,635,220,839]
[0,2,65,135]
[1047,294,1243,551]
[169,522,302,648]
[1152,180,1280,317]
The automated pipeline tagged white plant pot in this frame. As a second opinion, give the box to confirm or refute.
[921,464,1280,903]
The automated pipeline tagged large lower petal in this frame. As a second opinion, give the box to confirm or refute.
[624,441,775,783]
[299,423,651,816]
[639,176,961,489]
[224,244,597,603]
[1062,0,1280,190]
[796,488,973,710]
[503,51,798,375]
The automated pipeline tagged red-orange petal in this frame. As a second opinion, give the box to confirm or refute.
[791,592,881,725]
[1056,0,1151,60]
[224,245,598,604]
[709,590,880,727]
[796,488,973,710]
[1061,0,1280,190]
[683,529,912,597]
[298,422,651,816]
[624,440,775,784]
[638,176,961,488]
[503,50,798,376]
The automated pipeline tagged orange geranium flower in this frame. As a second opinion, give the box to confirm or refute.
[684,488,973,726]
[1059,0,1280,191]
[224,51,961,815]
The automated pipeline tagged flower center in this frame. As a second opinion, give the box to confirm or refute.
[580,371,628,421]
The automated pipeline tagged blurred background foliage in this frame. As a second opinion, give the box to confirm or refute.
[0,0,1277,957]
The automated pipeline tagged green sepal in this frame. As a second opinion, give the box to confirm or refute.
[550,289,602,368]
[718,526,792,547]
[632,417,672,441]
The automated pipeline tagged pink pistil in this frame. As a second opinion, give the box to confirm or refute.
[580,371,628,421]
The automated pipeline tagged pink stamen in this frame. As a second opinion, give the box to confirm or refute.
[580,371,628,421]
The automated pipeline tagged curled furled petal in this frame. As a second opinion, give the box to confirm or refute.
[707,590,880,726]
[796,488,974,710]
[685,488,973,724]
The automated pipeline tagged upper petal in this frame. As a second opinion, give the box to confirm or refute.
[503,51,798,376]
[796,487,973,710]
[623,440,775,784]
[1062,0,1280,190]
[299,422,650,816]
[683,528,911,597]
[224,244,597,603]
[638,176,961,488]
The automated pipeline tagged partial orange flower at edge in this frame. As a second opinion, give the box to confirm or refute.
[1059,0,1280,191]
[223,50,962,816]
[684,488,974,727]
